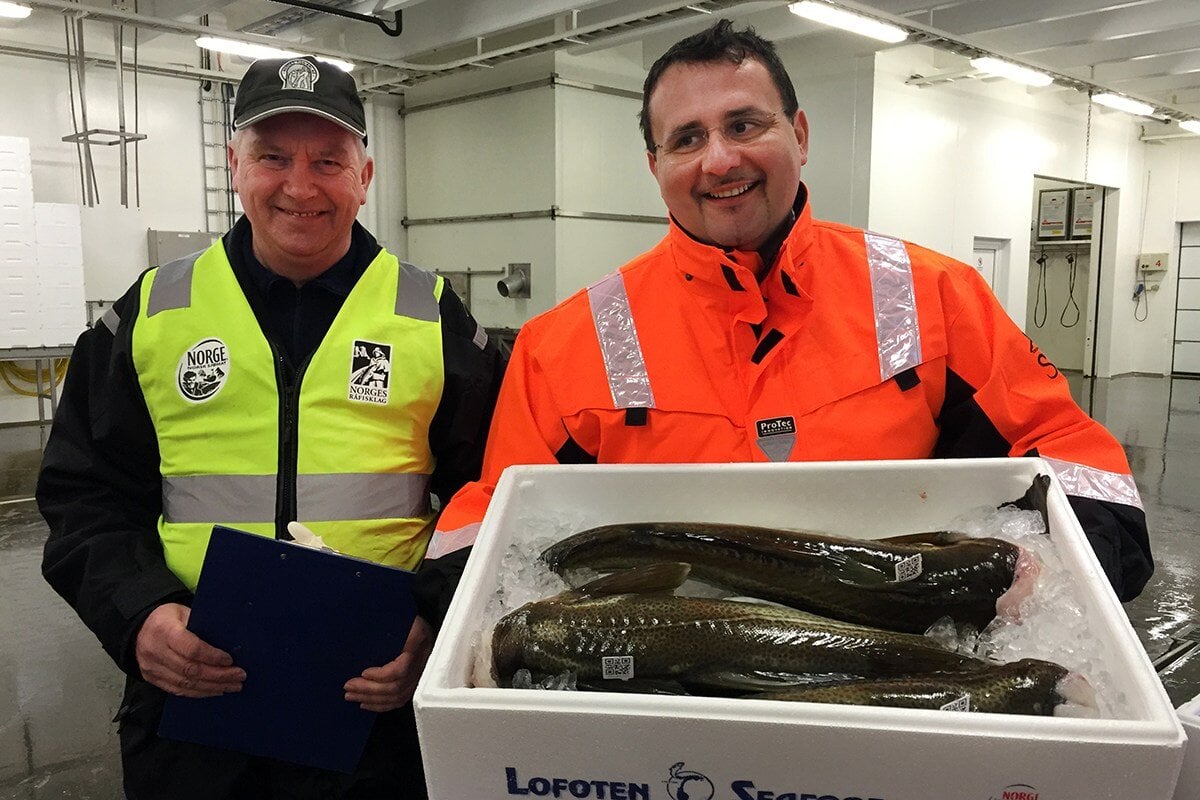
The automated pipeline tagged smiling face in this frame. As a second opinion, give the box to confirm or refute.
[228,113,373,282]
[646,58,808,252]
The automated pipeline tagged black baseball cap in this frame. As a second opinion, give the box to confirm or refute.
[233,55,367,144]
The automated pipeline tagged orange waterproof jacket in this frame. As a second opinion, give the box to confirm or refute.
[426,188,1151,605]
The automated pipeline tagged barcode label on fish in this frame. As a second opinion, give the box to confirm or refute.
[941,694,971,712]
[894,553,923,582]
[601,656,635,681]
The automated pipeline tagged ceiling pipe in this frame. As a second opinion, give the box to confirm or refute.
[266,0,403,37]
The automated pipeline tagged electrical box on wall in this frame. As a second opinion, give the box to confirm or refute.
[1136,252,1169,293]
[1136,253,1169,274]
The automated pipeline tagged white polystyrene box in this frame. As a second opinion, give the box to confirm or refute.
[415,459,1185,800]
[1176,694,1200,800]
[34,202,86,346]
[0,136,34,250]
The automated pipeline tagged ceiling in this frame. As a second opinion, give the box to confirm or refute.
[3,0,1199,125]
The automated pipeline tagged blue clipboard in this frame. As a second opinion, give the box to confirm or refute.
[158,525,417,773]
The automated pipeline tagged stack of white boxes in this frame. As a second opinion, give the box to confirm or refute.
[0,135,85,349]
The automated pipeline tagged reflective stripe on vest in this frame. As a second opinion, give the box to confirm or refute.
[133,241,444,589]
[1043,456,1144,510]
[397,262,439,321]
[586,271,656,410]
[864,232,922,382]
[99,305,120,334]
[163,472,431,523]
[147,252,202,316]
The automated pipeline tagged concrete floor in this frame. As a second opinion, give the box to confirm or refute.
[0,374,1197,799]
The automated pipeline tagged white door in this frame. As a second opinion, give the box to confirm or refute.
[1175,222,1200,374]
[973,247,996,289]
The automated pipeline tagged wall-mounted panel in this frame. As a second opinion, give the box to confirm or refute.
[556,86,662,216]
[404,88,556,219]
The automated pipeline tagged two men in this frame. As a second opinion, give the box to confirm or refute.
[41,17,1153,797]
[423,20,1151,606]
[39,56,503,798]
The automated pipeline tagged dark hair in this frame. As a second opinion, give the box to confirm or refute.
[639,18,800,153]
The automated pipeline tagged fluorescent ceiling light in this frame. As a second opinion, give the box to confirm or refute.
[195,36,355,73]
[1092,93,1156,117]
[1180,120,1200,134]
[0,2,31,19]
[969,56,1053,88]
[788,1,908,44]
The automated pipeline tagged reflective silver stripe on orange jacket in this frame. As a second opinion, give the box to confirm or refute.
[1043,456,1144,510]
[163,472,431,523]
[864,232,922,381]
[425,522,481,559]
[587,271,656,410]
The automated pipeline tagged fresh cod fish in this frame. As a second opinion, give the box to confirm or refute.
[541,521,1040,635]
[492,563,989,694]
[749,658,1096,716]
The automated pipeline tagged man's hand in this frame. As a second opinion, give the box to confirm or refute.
[344,615,433,713]
[135,602,245,697]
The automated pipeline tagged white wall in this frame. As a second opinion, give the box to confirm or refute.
[403,83,557,328]
[0,54,207,423]
[402,49,669,327]
[0,54,207,301]
[554,79,667,299]
[362,94,407,258]
[868,46,1157,376]
[1140,137,1200,374]
[776,35,876,228]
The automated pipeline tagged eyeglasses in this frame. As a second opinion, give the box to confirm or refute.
[653,111,780,160]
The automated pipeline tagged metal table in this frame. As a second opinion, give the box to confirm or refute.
[0,345,74,448]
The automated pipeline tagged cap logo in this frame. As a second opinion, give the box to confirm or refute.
[279,58,320,92]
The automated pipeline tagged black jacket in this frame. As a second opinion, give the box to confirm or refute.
[38,218,505,678]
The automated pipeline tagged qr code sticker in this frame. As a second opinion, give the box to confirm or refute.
[601,656,635,681]
[940,694,971,712]
[894,553,923,582]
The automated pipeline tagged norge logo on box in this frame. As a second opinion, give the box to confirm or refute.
[991,786,1039,800]
[503,761,886,800]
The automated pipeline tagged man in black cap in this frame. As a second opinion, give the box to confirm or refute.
[38,55,504,799]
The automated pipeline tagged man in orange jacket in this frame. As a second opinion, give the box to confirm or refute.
[417,18,1151,621]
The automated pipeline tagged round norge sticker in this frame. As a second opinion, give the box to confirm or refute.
[176,338,230,402]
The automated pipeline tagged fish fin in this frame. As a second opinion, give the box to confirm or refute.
[878,530,967,545]
[576,678,693,696]
[687,670,861,693]
[573,562,692,597]
[1001,474,1051,534]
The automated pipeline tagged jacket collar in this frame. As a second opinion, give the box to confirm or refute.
[664,182,813,302]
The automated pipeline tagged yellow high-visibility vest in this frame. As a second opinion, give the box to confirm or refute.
[132,241,443,590]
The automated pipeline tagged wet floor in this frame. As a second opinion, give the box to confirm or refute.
[0,374,1197,798]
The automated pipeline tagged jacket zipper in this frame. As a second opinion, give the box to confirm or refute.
[273,346,311,540]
